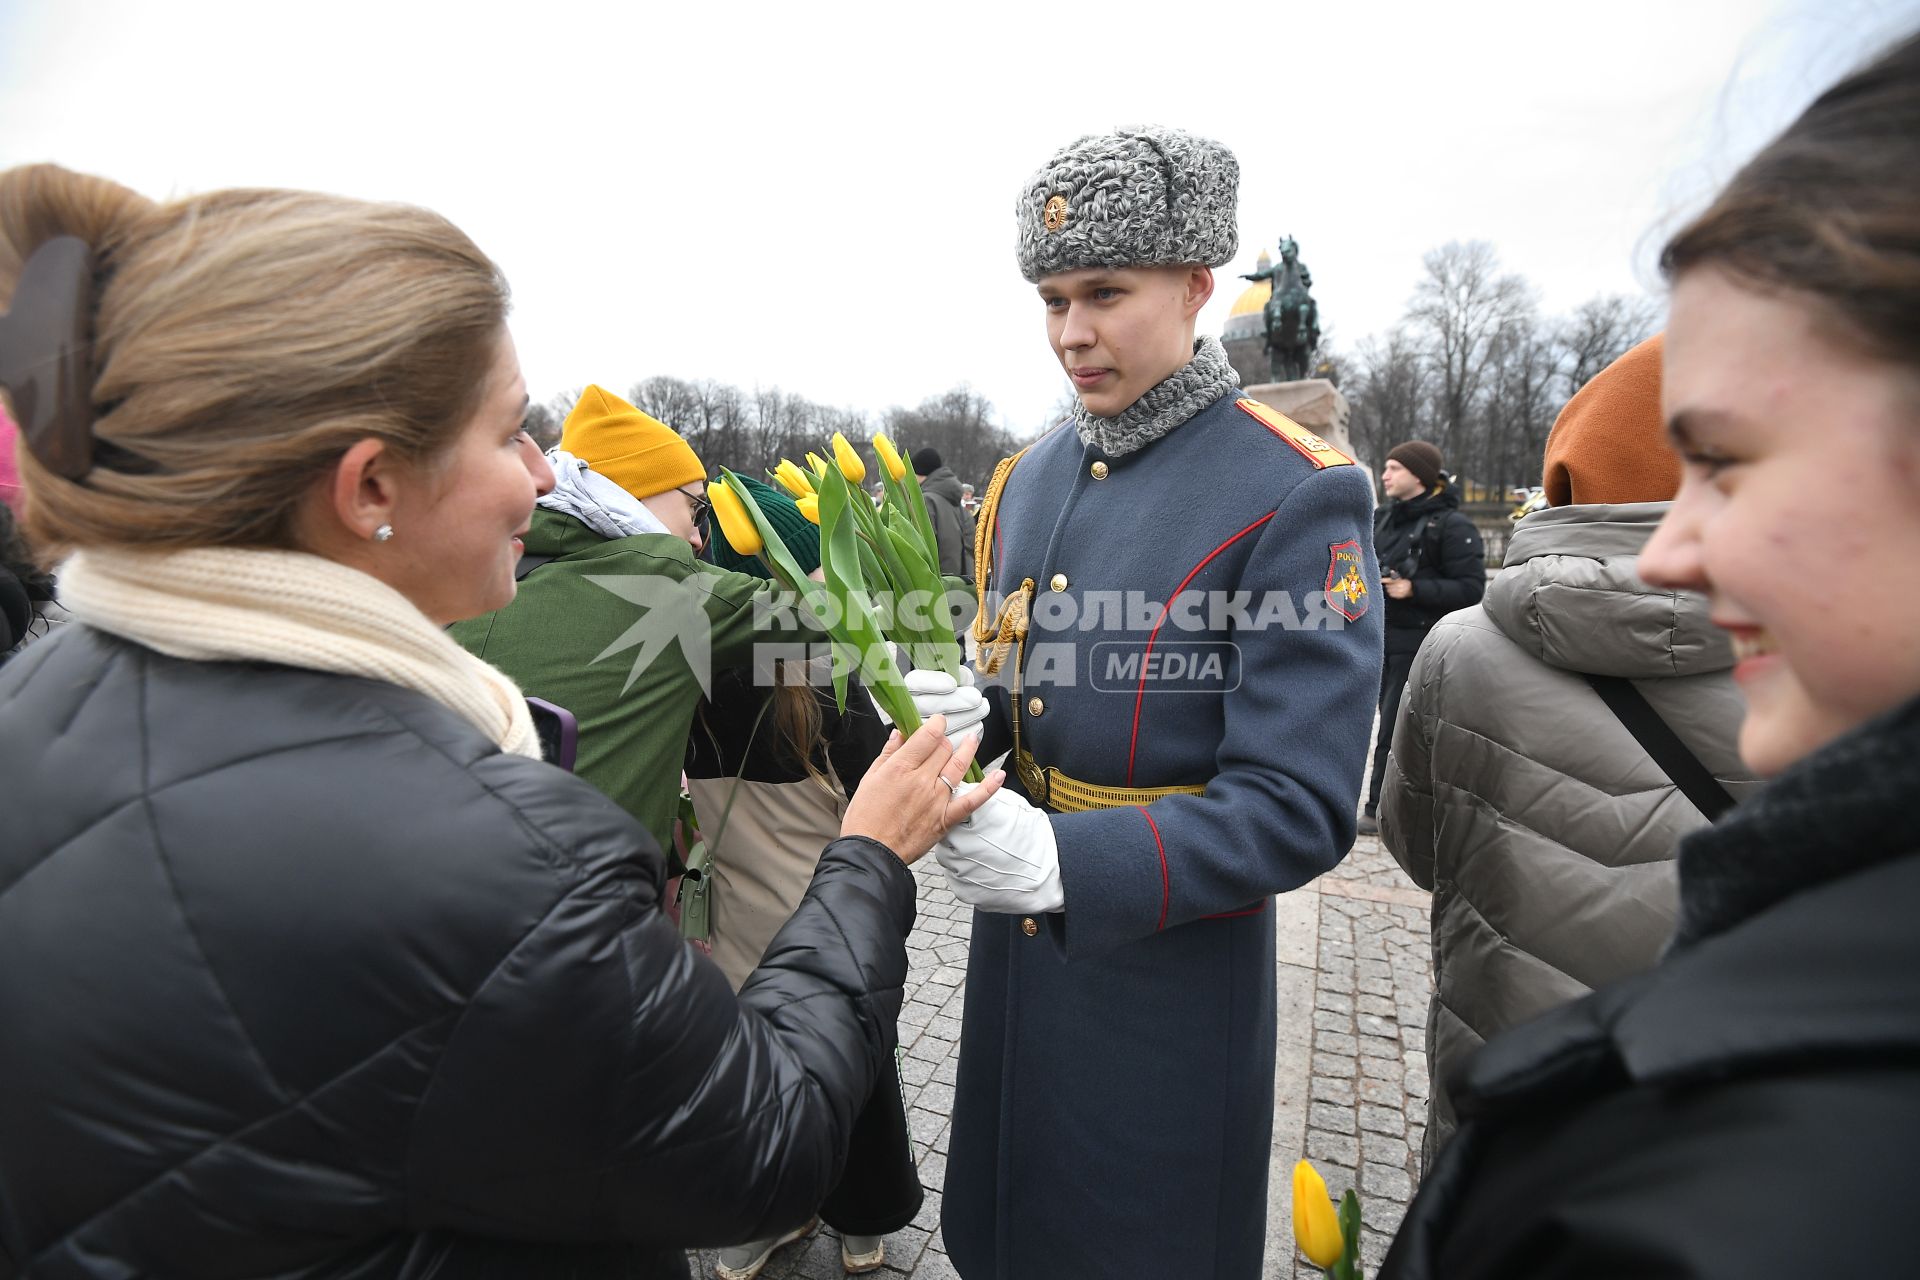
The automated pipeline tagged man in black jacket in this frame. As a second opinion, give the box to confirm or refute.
[1360,441,1484,835]
[912,447,974,583]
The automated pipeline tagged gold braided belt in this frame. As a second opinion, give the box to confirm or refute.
[1015,747,1207,813]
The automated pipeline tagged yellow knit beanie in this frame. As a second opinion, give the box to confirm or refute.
[559,384,705,500]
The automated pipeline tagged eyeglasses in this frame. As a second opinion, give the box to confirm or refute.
[677,485,711,527]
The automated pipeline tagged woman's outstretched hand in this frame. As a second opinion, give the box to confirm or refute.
[842,717,1004,865]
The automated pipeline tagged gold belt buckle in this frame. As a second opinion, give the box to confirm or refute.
[1016,751,1050,807]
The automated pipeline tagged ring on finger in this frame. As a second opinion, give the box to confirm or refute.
[938,775,958,797]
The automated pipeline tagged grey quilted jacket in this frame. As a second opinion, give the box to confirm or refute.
[1380,503,1758,1165]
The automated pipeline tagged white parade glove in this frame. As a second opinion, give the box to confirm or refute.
[934,785,1064,913]
[872,667,990,747]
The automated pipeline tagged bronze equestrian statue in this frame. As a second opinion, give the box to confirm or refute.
[1240,236,1321,382]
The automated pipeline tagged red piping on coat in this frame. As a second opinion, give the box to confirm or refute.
[1140,807,1170,932]
[1202,901,1270,920]
[1126,512,1276,784]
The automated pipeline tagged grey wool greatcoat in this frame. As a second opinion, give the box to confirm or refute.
[945,392,1384,1279]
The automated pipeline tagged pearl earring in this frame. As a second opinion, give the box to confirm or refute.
[373,524,394,542]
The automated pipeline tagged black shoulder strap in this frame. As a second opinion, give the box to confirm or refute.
[1583,674,1736,821]
[1405,513,1438,568]
[514,552,556,581]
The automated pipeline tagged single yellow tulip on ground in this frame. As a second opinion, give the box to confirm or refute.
[831,431,866,485]
[1292,1160,1345,1270]
[709,482,762,556]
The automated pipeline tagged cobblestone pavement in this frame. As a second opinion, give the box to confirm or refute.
[689,866,970,1279]
[1287,837,1434,1279]
[691,826,1434,1280]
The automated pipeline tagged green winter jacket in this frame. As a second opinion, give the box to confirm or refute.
[450,509,826,850]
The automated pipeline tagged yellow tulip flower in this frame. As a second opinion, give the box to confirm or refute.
[774,459,815,498]
[709,482,762,556]
[796,494,820,525]
[831,431,866,484]
[873,432,907,482]
[806,451,830,479]
[1292,1161,1344,1270]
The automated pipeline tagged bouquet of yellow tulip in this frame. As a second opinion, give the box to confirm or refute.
[770,432,965,678]
[1293,1160,1365,1279]
[717,431,978,779]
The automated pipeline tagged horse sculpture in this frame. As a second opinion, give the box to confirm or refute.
[1240,236,1321,383]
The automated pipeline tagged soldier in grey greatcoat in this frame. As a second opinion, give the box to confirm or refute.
[908,127,1383,1278]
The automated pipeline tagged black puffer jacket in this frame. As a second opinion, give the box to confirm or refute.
[1382,696,1920,1278]
[0,627,916,1278]
[0,562,28,657]
[1372,482,1484,655]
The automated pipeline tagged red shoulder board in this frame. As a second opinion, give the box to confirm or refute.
[1234,398,1355,468]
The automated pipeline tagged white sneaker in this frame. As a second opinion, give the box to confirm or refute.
[840,1233,885,1274]
[714,1218,817,1280]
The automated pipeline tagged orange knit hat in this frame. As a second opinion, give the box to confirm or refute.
[1542,334,1676,507]
[559,384,705,500]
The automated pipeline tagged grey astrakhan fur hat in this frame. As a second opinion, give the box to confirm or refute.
[1015,126,1239,283]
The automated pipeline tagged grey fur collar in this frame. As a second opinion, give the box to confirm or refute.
[1072,337,1240,458]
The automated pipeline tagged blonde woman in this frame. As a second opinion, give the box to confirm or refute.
[0,164,998,1279]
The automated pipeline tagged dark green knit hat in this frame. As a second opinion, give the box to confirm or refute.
[710,473,820,580]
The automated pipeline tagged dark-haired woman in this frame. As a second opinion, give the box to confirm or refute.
[0,501,59,664]
[1382,31,1920,1278]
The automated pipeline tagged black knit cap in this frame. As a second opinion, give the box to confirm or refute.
[911,447,943,475]
[1386,441,1443,490]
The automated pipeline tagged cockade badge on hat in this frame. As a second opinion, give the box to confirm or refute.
[1043,194,1069,233]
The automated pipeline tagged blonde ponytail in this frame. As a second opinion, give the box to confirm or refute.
[0,165,508,556]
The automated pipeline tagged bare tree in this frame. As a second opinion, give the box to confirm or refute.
[1044,383,1078,433]
[1346,328,1431,472]
[521,401,563,450]
[882,385,1022,488]
[1480,314,1562,496]
[627,374,754,473]
[1558,294,1662,398]
[1311,325,1345,388]
[545,386,584,432]
[1405,241,1536,466]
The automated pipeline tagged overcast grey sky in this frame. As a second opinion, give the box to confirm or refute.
[2,0,1914,437]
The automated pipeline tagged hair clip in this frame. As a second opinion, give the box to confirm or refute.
[0,236,99,480]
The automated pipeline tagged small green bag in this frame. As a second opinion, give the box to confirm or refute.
[677,837,712,942]
[677,697,775,945]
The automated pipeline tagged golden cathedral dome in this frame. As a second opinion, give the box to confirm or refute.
[1229,248,1273,317]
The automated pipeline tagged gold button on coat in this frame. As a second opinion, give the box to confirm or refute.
[1028,696,1045,717]
[1090,461,1109,480]
[1021,917,1039,936]
[1050,573,1068,593]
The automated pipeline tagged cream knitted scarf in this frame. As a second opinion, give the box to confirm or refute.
[60,546,543,759]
